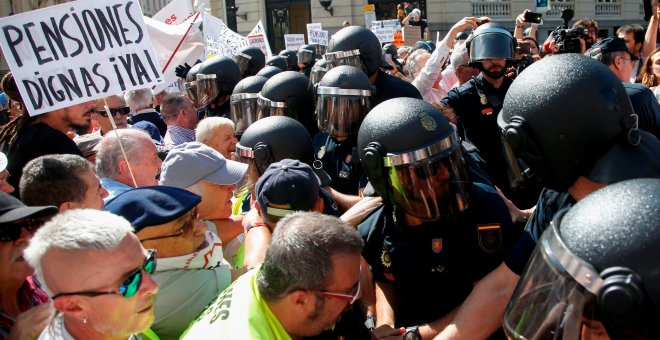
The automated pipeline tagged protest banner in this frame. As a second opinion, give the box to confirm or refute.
[373,27,395,44]
[284,34,305,51]
[152,0,194,25]
[249,20,273,58]
[203,13,247,58]
[0,0,163,116]
[144,12,204,93]
[403,25,421,45]
[382,19,399,28]
[309,30,329,46]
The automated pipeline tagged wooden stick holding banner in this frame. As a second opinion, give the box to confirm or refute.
[103,101,137,188]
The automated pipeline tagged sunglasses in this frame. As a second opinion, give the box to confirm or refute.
[139,208,197,243]
[318,265,361,304]
[51,249,157,300]
[95,106,131,117]
[0,217,51,242]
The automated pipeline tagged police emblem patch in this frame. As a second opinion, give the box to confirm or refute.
[477,224,502,253]
[431,238,442,254]
[380,245,392,268]
[420,112,437,131]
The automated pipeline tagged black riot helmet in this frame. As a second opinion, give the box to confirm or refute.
[498,54,641,192]
[326,26,383,76]
[382,43,398,59]
[279,49,300,71]
[230,76,268,135]
[197,56,242,104]
[297,44,318,66]
[316,65,373,141]
[184,63,202,108]
[257,71,316,134]
[265,55,288,71]
[504,178,660,340]
[255,65,283,79]
[466,22,515,64]
[358,98,471,221]
[234,46,266,77]
[310,58,329,86]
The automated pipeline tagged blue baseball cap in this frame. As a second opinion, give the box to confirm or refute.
[255,159,320,219]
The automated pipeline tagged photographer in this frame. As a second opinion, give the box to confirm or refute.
[513,9,538,41]
[541,10,591,55]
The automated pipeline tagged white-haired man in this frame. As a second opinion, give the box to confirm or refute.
[125,88,167,137]
[195,117,238,159]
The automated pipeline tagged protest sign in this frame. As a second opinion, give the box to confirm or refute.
[248,34,269,57]
[373,27,395,44]
[382,19,399,28]
[393,32,404,47]
[284,34,305,51]
[371,21,383,29]
[403,25,421,45]
[306,23,322,38]
[152,0,194,25]
[309,30,329,46]
[203,14,247,58]
[0,0,163,116]
[363,5,376,29]
[249,20,273,58]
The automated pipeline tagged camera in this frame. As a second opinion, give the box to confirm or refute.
[553,27,589,54]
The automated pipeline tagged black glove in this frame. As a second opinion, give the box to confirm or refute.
[175,63,192,79]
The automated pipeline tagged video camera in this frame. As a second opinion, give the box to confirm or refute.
[550,9,589,54]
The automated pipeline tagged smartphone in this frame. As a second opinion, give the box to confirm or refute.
[385,54,392,61]
[517,41,532,55]
[523,11,543,24]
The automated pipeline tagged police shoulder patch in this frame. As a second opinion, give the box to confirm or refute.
[477,224,502,253]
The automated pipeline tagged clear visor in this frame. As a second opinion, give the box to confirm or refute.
[315,88,371,140]
[184,81,199,108]
[230,93,259,134]
[470,29,515,62]
[324,50,364,70]
[501,134,533,189]
[310,65,328,85]
[298,49,315,65]
[196,74,219,109]
[504,218,606,340]
[233,52,252,75]
[233,144,256,197]
[384,134,471,221]
[256,93,287,120]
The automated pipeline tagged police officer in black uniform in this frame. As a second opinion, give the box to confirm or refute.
[357,97,517,338]
[234,46,266,78]
[230,75,268,138]
[309,58,329,85]
[196,56,242,118]
[326,26,422,107]
[441,22,540,209]
[278,49,300,72]
[297,44,318,77]
[265,55,288,71]
[504,178,660,339]
[257,71,317,136]
[435,54,660,340]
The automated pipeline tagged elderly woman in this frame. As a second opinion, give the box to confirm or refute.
[24,209,158,340]
[0,193,58,339]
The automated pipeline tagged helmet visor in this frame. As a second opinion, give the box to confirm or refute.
[469,28,514,62]
[384,134,471,221]
[325,50,364,70]
[184,81,199,108]
[230,93,259,134]
[256,93,287,120]
[501,134,534,189]
[504,218,605,340]
[233,52,252,76]
[298,49,315,65]
[310,65,328,85]
[316,88,371,139]
[196,74,219,109]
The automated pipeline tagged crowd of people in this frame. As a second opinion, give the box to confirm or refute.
[0,3,659,340]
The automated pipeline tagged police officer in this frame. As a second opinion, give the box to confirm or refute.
[230,75,268,138]
[265,55,288,71]
[257,71,317,136]
[326,26,422,107]
[196,56,242,118]
[441,22,540,208]
[309,58,329,85]
[357,97,517,338]
[234,46,266,78]
[504,178,660,339]
[297,44,318,77]
[436,54,660,340]
[278,49,300,71]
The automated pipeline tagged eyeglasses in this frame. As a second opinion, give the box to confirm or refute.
[139,208,197,243]
[51,249,157,300]
[619,56,634,64]
[318,265,361,304]
[0,217,51,242]
[95,106,131,117]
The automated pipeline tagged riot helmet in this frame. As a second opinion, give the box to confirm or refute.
[466,22,515,63]
[326,26,383,76]
[504,178,660,339]
[298,44,318,66]
[498,54,640,192]
[279,49,300,71]
[316,65,373,141]
[257,71,316,135]
[310,58,329,86]
[265,55,288,71]
[255,65,284,79]
[197,56,242,105]
[184,63,202,108]
[230,76,268,135]
[358,98,471,221]
[234,46,266,77]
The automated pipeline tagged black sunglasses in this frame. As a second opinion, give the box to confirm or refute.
[51,249,157,300]
[95,106,131,117]
[0,217,51,242]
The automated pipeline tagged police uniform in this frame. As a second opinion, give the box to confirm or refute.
[315,134,367,196]
[358,182,518,326]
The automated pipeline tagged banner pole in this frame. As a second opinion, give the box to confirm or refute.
[104,99,138,188]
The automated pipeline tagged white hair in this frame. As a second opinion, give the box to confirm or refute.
[96,129,153,179]
[124,88,153,112]
[24,209,133,294]
[450,41,469,69]
[195,117,235,143]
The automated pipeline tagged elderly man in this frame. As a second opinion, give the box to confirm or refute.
[195,117,238,159]
[106,186,243,339]
[24,209,159,340]
[20,154,107,211]
[93,94,129,134]
[125,88,167,137]
[161,92,199,147]
[182,212,363,338]
[96,129,162,201]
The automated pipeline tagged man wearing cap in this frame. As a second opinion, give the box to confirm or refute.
[0,152,14,194]
[160,142,248,267]
[161,93,199,147]
[20,154,108,211]
[105,186,245,340]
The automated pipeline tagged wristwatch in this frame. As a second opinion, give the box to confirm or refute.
[402,326,421,340]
